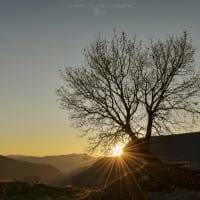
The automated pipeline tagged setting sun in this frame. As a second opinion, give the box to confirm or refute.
[112,144,124,157]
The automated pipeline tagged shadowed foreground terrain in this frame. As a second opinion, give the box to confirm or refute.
[0,181,91,200]
[84,158,200,200]
[1,159,200,200]
[68,133,200,200]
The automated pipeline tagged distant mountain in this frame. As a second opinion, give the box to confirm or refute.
[9,154,99,175]
[0,155,66,185]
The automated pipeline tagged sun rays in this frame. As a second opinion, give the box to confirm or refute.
[91,141,150,199]
[79,141,154,199]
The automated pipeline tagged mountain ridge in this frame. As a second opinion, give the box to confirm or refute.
[0,155,66,185]
[8,154,99,175]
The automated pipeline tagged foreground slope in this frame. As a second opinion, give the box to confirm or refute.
[0,156,66,185]
[0,181,91,200]
[68,133,200,200]
[85,159,200,200]
[69,133,200,188]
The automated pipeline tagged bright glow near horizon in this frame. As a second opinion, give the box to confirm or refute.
[112,144,125,157]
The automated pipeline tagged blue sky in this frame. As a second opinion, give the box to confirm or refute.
[0,0,200,155]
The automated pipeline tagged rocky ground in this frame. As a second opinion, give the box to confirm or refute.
[141,161,200,200]
[85,159,200,200]
[0,181,90,200]
[147,189,200,200]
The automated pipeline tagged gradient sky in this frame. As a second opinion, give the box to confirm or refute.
[0,0,200,156]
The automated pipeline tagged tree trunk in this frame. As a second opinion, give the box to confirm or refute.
[142,114,161,161]
[124,124,137,142]
[145,114,153,141]
[126,113,153,156]
[123,124,148,155]
[124,116,161,162]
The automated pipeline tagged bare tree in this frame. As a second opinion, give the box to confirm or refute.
[140,32,200,141]
[57,32,144,153]
[57,31,200,154]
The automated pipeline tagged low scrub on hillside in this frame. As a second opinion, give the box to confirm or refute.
[0,181,92,200]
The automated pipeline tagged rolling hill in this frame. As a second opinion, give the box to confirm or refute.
[68,132,200,188]
[9,154,98,175]
[0,155,66,185]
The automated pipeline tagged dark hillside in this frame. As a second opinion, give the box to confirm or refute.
[68,133,200,189]
[150,132,200,161]
[0,156,66,186]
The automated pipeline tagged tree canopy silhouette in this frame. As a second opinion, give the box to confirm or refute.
[57,31,200,154]
[139,32,200,141]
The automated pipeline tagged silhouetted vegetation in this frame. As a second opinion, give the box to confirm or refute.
[57,31,200,154]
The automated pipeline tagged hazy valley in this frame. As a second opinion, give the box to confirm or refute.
[8,154,98,175]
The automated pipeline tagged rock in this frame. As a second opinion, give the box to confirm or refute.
[138,174,150,183]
